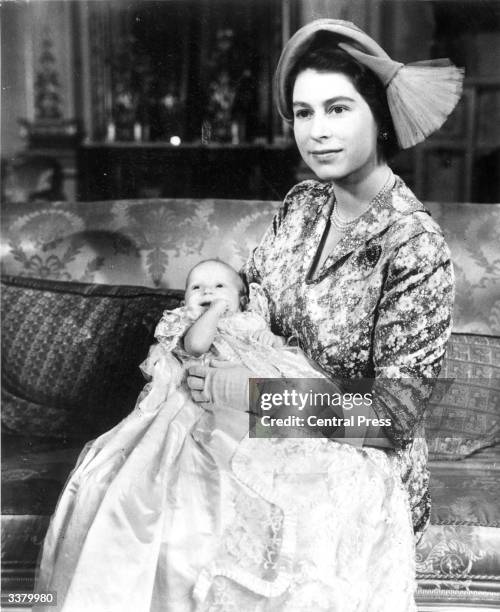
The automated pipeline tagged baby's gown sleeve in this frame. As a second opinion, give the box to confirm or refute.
[137,306,194,412]
[153,306,194,353]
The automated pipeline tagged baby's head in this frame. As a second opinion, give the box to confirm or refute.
[185,259,248,314]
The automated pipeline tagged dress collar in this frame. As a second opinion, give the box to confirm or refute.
[308,176,428,282]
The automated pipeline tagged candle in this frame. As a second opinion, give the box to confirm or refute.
[106,122,116,142]
[231,121,239,145]
[134,122,142,142]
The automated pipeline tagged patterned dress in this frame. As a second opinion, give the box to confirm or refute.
[243,175,455,540]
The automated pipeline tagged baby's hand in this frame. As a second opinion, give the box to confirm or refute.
[209,298,230,316]
[253,329,286,347]
[185,303,203,318]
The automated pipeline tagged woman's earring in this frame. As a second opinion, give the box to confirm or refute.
[379,130,389,142]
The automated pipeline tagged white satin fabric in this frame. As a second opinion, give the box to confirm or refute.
[36,312,417,612]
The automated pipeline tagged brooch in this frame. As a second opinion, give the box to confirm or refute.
[359,245,382,267]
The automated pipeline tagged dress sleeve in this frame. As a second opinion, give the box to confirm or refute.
[243,213,281,285]
[246,282,271,325]
[153,306,193,352]
[242,183,302,284]
[371,230,455,448]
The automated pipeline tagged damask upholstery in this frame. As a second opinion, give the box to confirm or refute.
[1,197,499,607]
[416,445,500,608]
[425,201,500,336]
[1,199,499,334]
[0,199,279,290]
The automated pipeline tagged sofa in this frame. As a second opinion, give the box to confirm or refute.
[1,197,499,610]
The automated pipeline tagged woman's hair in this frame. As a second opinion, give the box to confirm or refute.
[286,43,399,160]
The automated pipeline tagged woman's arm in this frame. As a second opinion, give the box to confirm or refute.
[242,184,303,286]
[370,229,454,448]
[241,190,391,448]
[184,299,228,356]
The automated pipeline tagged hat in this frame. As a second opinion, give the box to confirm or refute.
[274,19,464,149]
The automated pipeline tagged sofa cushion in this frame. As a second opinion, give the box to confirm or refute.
[1,275,183,439]
[426,334,500,460]
[416,446,500,600]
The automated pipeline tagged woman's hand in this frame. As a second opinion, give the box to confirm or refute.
[186,359,253,412]
[253,329,286,348]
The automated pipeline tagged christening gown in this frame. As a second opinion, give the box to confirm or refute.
[36,285,417,612]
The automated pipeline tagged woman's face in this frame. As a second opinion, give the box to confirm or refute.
[292,69,380,183]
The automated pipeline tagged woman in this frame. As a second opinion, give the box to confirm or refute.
[187,18,462,610]
[36,19,461,612]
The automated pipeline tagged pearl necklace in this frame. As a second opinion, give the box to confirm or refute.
[330,170,394,231]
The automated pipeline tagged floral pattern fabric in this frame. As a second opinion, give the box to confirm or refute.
[416,444,500,606]
[244,176,455,539]
[427,201,500,334]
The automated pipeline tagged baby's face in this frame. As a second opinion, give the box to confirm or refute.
[185,262,241,314]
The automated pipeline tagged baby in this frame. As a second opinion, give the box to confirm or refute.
[35,259,377,612]
[182,259,284,357]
